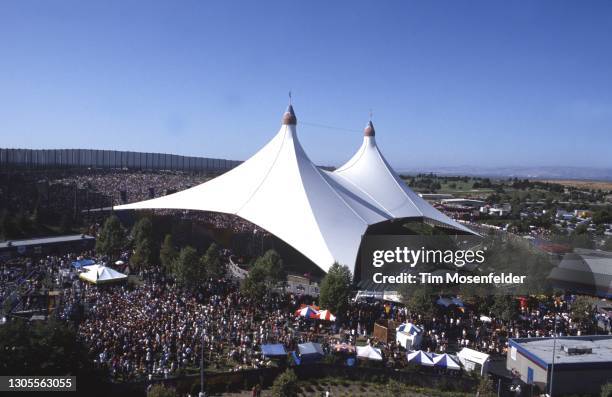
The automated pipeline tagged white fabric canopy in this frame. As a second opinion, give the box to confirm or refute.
[80,264,127,284]
[396,322,423,349]
[457,347,490,375]
[479,315,493,323]
[431,353,461,370]
[333,122,474,234]
[406,350,434,366]
[356,345,383,361]
[317,309,336,321]
[115,107,475,274]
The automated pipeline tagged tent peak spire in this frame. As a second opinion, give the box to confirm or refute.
[364,120,375,137]
[282,104,297,125]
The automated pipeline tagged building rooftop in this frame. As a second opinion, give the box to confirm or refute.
[440,198,485,204]
[510,336,612,365]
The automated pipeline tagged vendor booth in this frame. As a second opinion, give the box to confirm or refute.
[298,342,325,363]
[395,322,423,349]
[457,347,490,376]
[260,344,287,358]
[406,350,434,366]
[356,345,383,361]
[431,353,461,370]
[79,264,127,284]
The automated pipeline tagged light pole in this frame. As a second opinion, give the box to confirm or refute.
[549,315,558,397]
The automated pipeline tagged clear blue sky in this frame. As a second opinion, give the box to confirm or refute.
[1,0,611,169]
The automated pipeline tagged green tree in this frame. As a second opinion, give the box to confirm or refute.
[601,382,612,397]
[147,384,178,397]
[402,283,436,321]
[318,262,353,315]
[130,217,155,269]
[477,375,495,397]
[490,295,519,322]
[241,250,285,301]
[173,246,205,289]
[593,209,612,225]
[570,296,594,328]
[95,215,125,259]
[574,223,589,235]
[0,318,109,396]
[200,242,224,279]
[572,231,595,249]
[271,369,299,397]
[159,234,177,271]
[241,260,269,301]
[258,249,285,287]
[0,318,79,375]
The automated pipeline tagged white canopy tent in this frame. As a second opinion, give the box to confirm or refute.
[356,345,383,361]
[406,350,434,366]
[79,264,127,284]
[332,121,474,234]
[431,353,461,370]
[457,347,490,376]
[114,106,475,274]
[396,323,423,349]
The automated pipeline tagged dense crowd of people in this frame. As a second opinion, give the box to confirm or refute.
[59,266,339,379]
[54,171,267,234]
[0,173,609,385]
[0,245,607,386]
[54,171,210,206]
[45,262,606,381]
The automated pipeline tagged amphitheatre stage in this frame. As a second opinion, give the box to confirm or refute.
[115,105,475,274]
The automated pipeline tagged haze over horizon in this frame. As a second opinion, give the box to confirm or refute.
[1,1,611,170]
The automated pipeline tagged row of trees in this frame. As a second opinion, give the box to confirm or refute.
[97,215,361,298]
[0,318,110,395]
[96,214,357,310]
[95,215,225,287]
[169,243,225,288]
[238,253,354,317]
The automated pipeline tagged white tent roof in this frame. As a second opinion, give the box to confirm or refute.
[397,322,423,335]
[457,347,490,365]
[406,350,434,366]
[80,264,127,284]
[333,121,473,234]
[356,344,383,360]
[431,353,461,370]
[114,106,475,274]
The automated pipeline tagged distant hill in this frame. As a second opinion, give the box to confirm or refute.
[397,166,612,182]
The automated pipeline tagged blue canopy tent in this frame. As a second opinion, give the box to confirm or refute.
[397,323,422,335]
[298,342,324,363]
[406,350,434,366]
[436,297,464,308]
[451,297,464,307]
[436,297,453,307]
[431,353,461,370]
[260,344,287,358]
[72,258,95,269]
